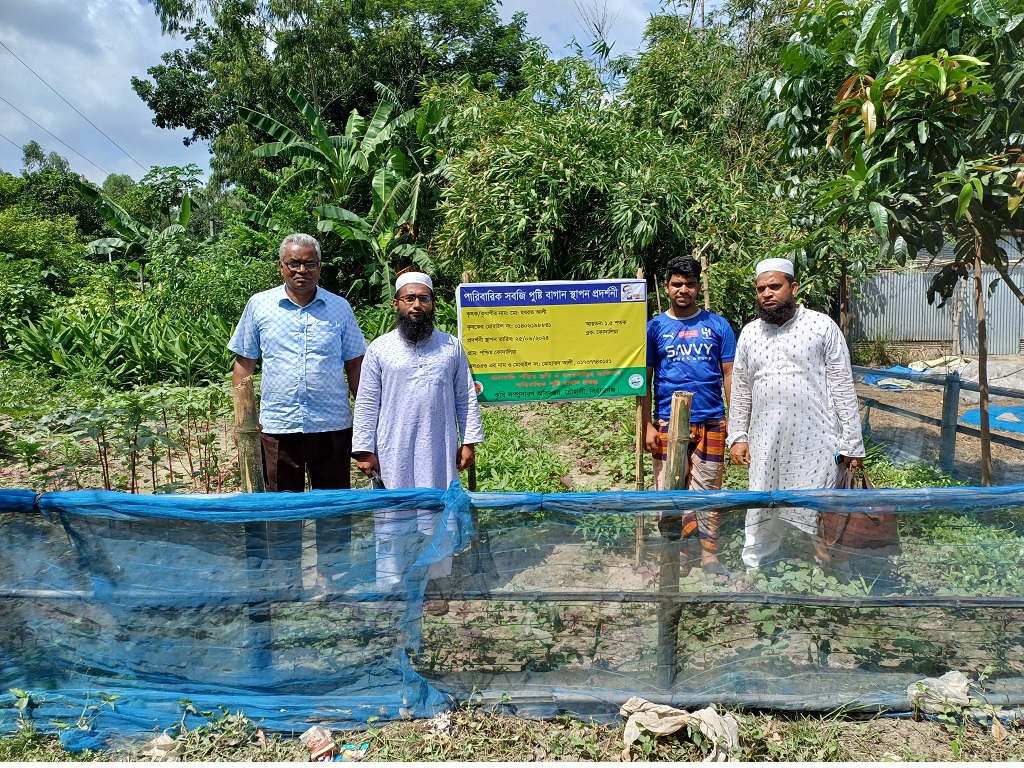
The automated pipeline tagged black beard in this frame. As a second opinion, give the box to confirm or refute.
[397,310,435,343]
[755,297,797,325]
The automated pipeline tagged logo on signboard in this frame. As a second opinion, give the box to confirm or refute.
[620,282,646,301]
[628,373,644,389]
[474,380,484,395]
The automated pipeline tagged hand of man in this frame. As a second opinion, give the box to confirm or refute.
[458,444,476,471]
[355,452,380,477]
[644,422,660,454]
[840,455,863,468]
[730,442,751,466]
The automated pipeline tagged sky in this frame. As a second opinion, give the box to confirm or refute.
[0,0,662,186]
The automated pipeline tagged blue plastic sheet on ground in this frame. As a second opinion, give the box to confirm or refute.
[860,366,923,388]
[961,406,1024,434]
[5,481,1024,749]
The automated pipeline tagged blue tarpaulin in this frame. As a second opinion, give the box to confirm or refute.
[961,406,1024,434]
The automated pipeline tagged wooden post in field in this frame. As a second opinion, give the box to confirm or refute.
[657,390,692,690]
[233,374,271,672]
[233,375,265,494]
[700,254,710,312]
[635,267,647,564]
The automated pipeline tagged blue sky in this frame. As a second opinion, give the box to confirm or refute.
[0,0,661,185]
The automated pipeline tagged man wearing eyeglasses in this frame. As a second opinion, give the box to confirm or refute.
[229,233,366,594]
[352,272,484,592]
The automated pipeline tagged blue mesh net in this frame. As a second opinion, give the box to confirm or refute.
[4,481,1024,750]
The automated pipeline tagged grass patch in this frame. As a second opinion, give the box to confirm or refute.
[474,406,570,492]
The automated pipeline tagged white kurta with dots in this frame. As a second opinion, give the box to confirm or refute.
[727,306,865,569]
[352,328,484,586]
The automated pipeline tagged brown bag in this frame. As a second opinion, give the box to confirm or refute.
[816,465,901,563]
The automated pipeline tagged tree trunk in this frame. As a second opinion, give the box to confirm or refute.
[973,243,992,486]
[839,254,851,341]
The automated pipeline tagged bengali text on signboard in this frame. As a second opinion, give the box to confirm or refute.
[456,280,648,403]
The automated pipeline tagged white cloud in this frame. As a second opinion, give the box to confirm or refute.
[0,0,205,184]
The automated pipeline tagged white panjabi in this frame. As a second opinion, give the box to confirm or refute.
[351,327,484,587]
[727,305,865,570]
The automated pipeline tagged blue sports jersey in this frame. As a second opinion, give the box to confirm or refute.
[646,309,737,423]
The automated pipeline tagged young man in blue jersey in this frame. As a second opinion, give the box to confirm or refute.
[641,256,736,576]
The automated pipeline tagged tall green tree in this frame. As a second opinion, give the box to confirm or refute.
[768,0,1024,484]
[132,0,531,191]
[426,52,754,318]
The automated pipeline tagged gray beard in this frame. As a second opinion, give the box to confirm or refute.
[397,312,435,343]
[755,297,797,325]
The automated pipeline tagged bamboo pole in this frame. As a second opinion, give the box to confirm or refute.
[233,374,271,671]
[663,392,693,492]
[233,375,265,494]
[636,267,647,564]
[657,391,692,690]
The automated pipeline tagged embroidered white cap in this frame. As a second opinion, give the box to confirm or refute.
[395,272,433,292]
[755,258,795,278]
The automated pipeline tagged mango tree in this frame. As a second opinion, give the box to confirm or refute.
[767,0,1024,484]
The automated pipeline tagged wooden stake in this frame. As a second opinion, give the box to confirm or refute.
[663,392,693,491]
[233,375,265,494]
[656,390,692,690]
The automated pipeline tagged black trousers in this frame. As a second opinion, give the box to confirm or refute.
[247,430,353,588]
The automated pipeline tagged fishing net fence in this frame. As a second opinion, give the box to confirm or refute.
[4,480,1024,750]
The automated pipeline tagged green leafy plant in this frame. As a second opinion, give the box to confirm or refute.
[9,687,35,727]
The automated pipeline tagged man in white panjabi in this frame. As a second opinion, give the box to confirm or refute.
[352,272,484,589]
[727,258,865,571]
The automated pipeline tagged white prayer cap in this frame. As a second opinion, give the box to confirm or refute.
[395,271,433,292]
[755,258,795,278]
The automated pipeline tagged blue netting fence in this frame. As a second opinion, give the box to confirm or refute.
[4,481,1024,750]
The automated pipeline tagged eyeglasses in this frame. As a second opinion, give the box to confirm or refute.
[396,293,434,306]
[282,260,320,272]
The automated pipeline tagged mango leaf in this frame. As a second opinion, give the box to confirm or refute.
[956,183,974,220]
[971,0,1002,27]
[862,99,877,140]
[869,201,889,235]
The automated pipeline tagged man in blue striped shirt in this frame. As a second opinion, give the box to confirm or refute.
[230,233,366,593]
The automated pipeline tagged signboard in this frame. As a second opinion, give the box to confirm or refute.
[457,279,648,403]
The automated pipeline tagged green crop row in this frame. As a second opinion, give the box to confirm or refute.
[5,305,233,387]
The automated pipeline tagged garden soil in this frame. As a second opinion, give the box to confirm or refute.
[856,381,1024,486]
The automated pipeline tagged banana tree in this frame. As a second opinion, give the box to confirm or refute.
[243,84,446,301]
[315,160,435,302]
[73,178,192,289]
[239,86,417,217]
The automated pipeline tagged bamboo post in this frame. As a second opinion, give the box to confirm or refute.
[233,375,265,494]
[656,391,692,690]
[233,374,271,670]
[973,246,992,487]
[635,267,647,564]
